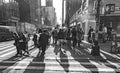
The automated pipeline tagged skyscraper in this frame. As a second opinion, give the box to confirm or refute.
[46,0,53,7]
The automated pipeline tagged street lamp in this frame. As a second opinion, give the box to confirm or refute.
[62,0,65,26]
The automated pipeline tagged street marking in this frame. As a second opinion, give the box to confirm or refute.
[89,60,115,72]
[0,41,14,47]
[68,55,91,72]
[44,44,66,73]
[2,49,39,73]
[0,47,16,55]
[100,50,120,60]
[0,45,14,51]
[0,50,16,58]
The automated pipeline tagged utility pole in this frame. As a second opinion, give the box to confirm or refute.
[38,0,41,28]
[96,0,101,40]
[62,0,64,26]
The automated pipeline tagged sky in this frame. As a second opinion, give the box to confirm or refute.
[4,0,62,24]
[53,0,62,24]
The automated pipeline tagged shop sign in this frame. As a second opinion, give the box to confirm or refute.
[105,4,115,13]
[115,7,120,11]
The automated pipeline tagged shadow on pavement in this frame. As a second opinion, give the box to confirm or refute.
[53,44,60,55]
[56,49,69,73]
[24,53,45,73]
[73,45,119,72]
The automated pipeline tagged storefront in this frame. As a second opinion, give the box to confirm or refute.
[100,14,120,35]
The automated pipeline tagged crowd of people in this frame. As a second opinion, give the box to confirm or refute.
[14,24,114,57]
[51,25,84,48]
[31,25,85,57]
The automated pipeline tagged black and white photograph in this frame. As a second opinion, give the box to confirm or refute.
[0,0,120,73]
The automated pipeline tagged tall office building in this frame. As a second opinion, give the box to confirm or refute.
[46,0,53,7]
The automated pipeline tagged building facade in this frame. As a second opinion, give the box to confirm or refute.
[100,0,120,35]
[80,0,97,41]
[28,0,39,25]
[0,0,20,26]
[46,0,53,7]
[65,0,82,26]
[68,0,97,41]
[68,0,120,41]
[41,6,57,28]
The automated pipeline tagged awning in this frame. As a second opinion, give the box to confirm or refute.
[100,14,120,22]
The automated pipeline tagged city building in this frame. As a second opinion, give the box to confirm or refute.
[65,0,82,26]
[0,0,20,26]
[17,0,31,23]
[80,0,97,41]
[67,0,120,41]
[28,0,39,25]
[41,6,57,28]
[46,0,53,7]
[100,0,120,35]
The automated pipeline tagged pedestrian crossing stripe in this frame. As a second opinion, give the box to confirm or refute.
[2,49,39,73]
[0,41,14,47]
[0,50,16,59]
[0,40,120,73]
[0,45,14,51]
[90,60,115,72]
[0,60,120,65]
[0,44,34,61]
[0,47,15,56]
[0,66,119,72]
[101,49,120,60]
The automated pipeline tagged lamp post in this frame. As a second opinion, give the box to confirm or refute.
[38,0,41,27]
[96,0,101,40]
[62,0,64,26]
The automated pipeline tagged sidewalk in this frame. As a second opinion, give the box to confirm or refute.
[81,40,120,61]
[82,40,114,53]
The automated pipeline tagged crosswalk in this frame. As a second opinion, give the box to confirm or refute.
[0,40,120,73]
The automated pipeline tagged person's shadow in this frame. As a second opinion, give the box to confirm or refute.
[24,53,45,73]
[54,44,60,55]
[56,49,69,73]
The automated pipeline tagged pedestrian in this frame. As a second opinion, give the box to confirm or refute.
[18,32,29,56]
[38,30,49,56]
[13,32,20,56]
[52,27,58,44]
[102,25,107,43]
[23,31,30,56]
[66,28,71,47]
[71,27,77,48]
[77,27,84,46]
[88,26,93,43]
[107,24,112,41]
[33,32,38,47]
[17,32,24,56]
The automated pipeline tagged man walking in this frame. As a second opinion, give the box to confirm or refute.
[38,30,49,56]
[13,32,20,56]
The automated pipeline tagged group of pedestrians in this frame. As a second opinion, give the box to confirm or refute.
[98,24,113,43]
[32,29,50,56]
[13,31,30,57]
[51,26,84,49]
